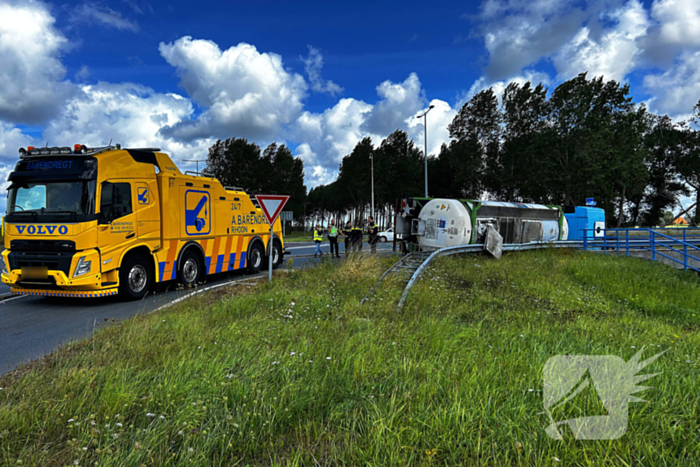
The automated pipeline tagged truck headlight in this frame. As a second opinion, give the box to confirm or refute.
[0,254,7,275]
[73,257,92,278]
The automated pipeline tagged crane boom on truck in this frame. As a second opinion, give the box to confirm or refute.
[1,144,286,299]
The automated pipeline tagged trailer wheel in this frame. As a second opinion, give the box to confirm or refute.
[119,254,152,300]
[178,249,203,288]
[271,240,283,269]
[247,242,264,274]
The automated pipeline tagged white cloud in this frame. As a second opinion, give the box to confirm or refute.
[158,37,307,142]
[42,82,212,166]
[73,3,139,32]
[0,121,33,164]
[301,46,343,96]
[643,51,700,116]
[291,97,373,184]
[407,99,457,158]
[293,73,458,182]
[652,0,700,47]
[361,73,425,135]
[474,0,700,120]
[479,0,585,79]
[478,0,649,83]
[553,0,649,82]
[0,0,75,123]
[296,143,335,186]
[0,122,34,211]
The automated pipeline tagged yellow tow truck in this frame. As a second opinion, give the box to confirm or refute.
[1,144,285,299]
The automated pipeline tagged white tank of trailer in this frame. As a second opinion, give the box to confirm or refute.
[416,199,568,248]
[416,198,473,249]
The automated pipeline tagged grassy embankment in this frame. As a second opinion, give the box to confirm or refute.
[1,249,699,466]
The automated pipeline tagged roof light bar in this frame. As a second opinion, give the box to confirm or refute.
[17,143,123,158]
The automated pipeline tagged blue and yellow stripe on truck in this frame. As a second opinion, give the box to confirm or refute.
[156,235,252,282]
[11,288,119,298]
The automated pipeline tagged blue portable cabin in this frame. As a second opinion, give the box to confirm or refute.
[564,206,605,240]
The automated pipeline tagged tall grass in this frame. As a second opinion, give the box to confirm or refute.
[0,250,698,466]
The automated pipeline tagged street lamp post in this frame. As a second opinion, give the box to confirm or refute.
[416,105,434,198]
[182,159,205,174]
[370,153,375,220]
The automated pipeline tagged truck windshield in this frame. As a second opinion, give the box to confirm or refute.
[7,181,96,218]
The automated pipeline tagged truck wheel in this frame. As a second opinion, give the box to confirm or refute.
[271,240,283,269]
[178,250,203,288]
[119,255,152,300]
[247,243,264,274]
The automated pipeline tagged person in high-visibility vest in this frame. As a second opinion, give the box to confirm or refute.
[313,224,324,258]
[327,219,340,258]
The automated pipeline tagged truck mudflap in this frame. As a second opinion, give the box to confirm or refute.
[10,288,119,298]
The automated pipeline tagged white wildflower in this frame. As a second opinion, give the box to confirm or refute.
[146,413,156,418]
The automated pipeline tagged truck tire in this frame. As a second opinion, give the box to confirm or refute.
[271,240,283,269]
[178,249,203,288]
[247,242,264,274]
[119,254,152,300]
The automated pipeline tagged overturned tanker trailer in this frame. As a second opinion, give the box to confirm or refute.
[395,198,568,251]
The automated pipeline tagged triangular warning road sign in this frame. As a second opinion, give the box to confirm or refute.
[255,194,290,224]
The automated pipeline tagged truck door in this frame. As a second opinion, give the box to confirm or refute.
[134,180,160,242]
[97,180,138,272]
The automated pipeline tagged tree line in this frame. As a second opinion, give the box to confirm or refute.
[310,73,700,228]
[205,73,700,229]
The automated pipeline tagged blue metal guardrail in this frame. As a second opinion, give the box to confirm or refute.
[581,227,700,273]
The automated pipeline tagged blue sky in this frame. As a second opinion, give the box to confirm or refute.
[1,0,699,197]
[57,0,484,112]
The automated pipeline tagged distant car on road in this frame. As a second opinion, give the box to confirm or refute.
[378,227,394,243]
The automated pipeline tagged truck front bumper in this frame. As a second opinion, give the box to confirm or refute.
[1,249,118,298]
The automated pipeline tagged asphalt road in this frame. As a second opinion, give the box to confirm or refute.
[0,241,395,374]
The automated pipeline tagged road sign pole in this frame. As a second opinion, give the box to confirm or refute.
[255,194,291,284]
[269,223,273,282]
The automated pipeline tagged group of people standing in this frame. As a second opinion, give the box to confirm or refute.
[313,217,379,258]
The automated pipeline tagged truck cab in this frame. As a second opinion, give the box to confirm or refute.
[1,145,285,299]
